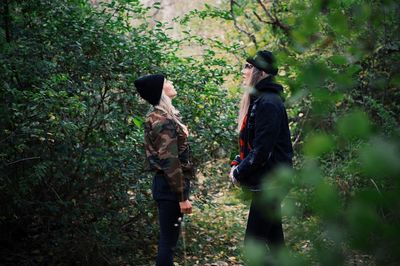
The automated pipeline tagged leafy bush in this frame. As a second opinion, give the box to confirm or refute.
[0,0,237,264]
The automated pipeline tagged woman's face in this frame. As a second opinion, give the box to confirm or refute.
[242,62,254,86]
[163,79,177,99]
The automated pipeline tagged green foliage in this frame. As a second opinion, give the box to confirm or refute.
[1,0,400,264]
[0,0,237,264]
[337,109,372,140]
[199,0,400,264]
[303,133,335,158]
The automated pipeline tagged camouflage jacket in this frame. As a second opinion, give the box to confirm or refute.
[144,107,194,201]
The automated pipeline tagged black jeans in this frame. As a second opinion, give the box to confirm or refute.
[245,192,284,248]
[156,200,182,266]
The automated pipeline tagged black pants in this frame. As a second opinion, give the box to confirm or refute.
[156,200,182,266]
[245,192,284,248]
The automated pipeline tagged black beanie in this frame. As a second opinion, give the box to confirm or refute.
[134,74,165,106]
[246,50,278,76]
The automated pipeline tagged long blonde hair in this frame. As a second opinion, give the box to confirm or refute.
[156,91,189,136]
[237,68,268,131]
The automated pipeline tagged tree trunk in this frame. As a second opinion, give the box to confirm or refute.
[3,0,12,42]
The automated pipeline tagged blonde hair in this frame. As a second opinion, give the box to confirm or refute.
[237,68,267,131]
[156,91,189,136]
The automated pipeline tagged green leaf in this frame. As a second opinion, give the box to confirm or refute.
[359,138,400,179]
[337,109,372,140]
[303,133,335,158]
[132,117,144,128]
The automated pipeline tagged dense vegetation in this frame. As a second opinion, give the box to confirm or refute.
[1,0,399,265]
[220,0,400,265]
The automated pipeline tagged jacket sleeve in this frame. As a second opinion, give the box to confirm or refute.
[151,117,188,201]
[234,100,282,182]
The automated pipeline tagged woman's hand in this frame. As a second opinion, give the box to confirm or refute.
[230,155,242,167]
[229,166,239,186]
[179,200,192,214]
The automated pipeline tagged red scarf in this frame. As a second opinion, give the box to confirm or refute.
[239,113,253,160]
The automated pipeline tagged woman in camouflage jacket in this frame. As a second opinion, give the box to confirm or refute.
[134,74,194,266]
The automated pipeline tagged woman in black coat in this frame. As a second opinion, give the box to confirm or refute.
[230,50,293,249]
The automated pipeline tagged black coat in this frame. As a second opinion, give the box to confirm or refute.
[234,76,293,190]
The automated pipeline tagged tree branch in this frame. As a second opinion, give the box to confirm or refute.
[229,0,257,47]
[3,0,12,42]
[256,0,291,35]
[293,107,310,149]
[73,83,110,176]
[6,156,41,166]
[253,10,269,24]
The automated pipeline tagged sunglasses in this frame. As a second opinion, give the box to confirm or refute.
[244,63,254,69]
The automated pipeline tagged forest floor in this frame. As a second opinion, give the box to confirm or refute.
[175,159,249,266]
[148,159,375,266]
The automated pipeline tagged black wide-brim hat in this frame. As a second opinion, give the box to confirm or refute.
[134,74,165,106]
[247,50,278,76]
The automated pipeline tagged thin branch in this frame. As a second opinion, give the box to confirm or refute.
[3,0,12,42]
[0,132,15,144]
[370,178,382,195]
[121,213,142,229]
[292,107,310,149]
[6,156,41,166]
[183,44,250,57]
[229,0,257,47]
[256,0,291,35]
[48,184,63,202]
[257,0,275,21]
[253,10,269,24]
[72,82,111,177]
